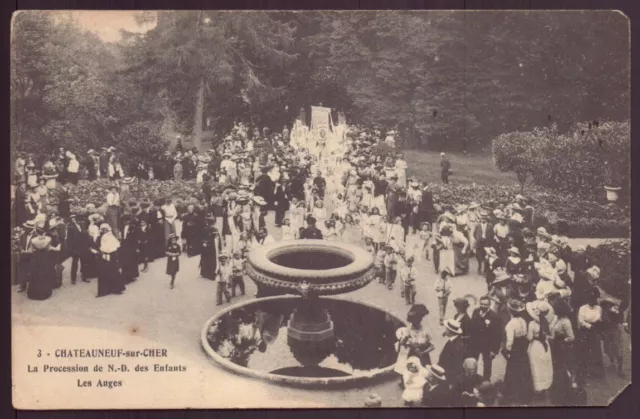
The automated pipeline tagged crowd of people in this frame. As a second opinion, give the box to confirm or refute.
[12,114,630,407]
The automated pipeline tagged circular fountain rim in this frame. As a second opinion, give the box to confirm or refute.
[248,240,374,281]
[201,295,406,388]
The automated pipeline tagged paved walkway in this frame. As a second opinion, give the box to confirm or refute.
[12,209,630,408]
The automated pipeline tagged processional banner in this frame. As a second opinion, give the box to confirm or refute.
[310,106,333,142]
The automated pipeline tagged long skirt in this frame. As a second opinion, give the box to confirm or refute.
[163,220,175,243]
[27,250,55,301]
[374,195,387,215]
[502,336,534,404]
[602,325,623,363]
[440,248,456,276]
[550,340,575,405]
[105,206,120,237]
[97,257,126,297]
[121,248,139,283]
[528,339,553,392]
[453,244,469,276]
[200,247,217,280]
[577,328,604,379]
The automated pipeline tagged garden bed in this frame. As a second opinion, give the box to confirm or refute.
[428,183,629,239]
[43,180,629,239]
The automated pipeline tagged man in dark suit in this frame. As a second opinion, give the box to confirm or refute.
[419,182,435,225]
[421,364,452,407]
[450,358,484,407]
[473,209,495,274]
[313,171,326,200]
[273,180,291,227]
[99,148,110,178]
[66,214,86,284]
[440,153,451,184]
[438,319,465,384]
[300,216,323,239]
[469,295,502,381]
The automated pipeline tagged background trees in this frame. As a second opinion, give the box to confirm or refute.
[12,10,629,161]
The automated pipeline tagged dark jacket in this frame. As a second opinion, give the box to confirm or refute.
[438,336,465,383]
[66,220,86,255]
[469,307,502,355]
[473,222,495,248]
[300,226,323,240]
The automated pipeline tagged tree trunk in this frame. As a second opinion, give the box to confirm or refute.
[192,77,204,151]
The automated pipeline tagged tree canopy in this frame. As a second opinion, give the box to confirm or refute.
[12,10,629,162]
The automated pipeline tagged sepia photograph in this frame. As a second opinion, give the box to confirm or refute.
[10,10,630,409]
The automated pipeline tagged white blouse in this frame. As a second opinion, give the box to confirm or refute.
[578,305,602,330]
[504,317,527,351]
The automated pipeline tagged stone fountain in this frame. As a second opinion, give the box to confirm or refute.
[201,240,405,387]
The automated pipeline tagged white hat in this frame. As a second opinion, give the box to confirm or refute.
[444,319,463,335]
[440,152,445,156]
[426,364,447,381]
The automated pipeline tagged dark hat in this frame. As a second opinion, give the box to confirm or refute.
[140,202,150,209]
[507,299,525,313]
[453,297,470,311]
[407,303,429,321]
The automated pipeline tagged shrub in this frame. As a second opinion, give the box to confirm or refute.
[492,121,630,198]
[492,131,536,193]
[585,240,630,301]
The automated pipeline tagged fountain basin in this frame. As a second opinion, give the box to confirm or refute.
[247,240,375,296]
[201,295,405,388]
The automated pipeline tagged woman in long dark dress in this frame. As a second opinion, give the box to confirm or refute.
[96,224,126,297]
[576,287,604,381]
[119,215,139,284]
[27,234,56,300]
[199,219,219,280]
[452,297,474,359]
[501,299,534,405]
[166,234,181,289]
[549,297,577,405]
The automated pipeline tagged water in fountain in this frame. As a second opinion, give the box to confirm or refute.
[205,298,403,379]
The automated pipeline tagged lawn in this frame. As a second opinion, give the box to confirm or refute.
[402,149,518,186]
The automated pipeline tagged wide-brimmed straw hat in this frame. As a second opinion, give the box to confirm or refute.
[492,269,511,285]
[444,319,463,335]
[508,247,520,256]
[526,300,555,324]
[426,364,447,381]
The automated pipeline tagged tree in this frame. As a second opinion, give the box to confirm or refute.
[121,11,298,149]
[492,131,536,194]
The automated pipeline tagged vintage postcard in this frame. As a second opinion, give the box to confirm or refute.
[11,10,630,409]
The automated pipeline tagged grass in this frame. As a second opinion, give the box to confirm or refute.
[402,149,518,185]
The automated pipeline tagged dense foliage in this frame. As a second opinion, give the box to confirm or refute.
[586,240,630,301]
[492,121,630,197]
[41,179,629,239]
[12,10,629,159]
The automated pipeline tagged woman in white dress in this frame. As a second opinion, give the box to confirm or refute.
[526,300,554,395]
[395,153,408,188]
[437,224,456,277]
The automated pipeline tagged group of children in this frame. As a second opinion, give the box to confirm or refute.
[366,221,435,306]
[164,234,247,305]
